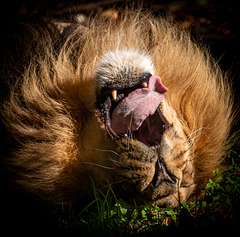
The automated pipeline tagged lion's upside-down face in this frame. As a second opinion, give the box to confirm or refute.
[1,10,232,208]
[93,49,194,207]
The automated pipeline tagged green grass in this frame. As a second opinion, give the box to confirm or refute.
[6,143,237,235]
[42,145,240,235]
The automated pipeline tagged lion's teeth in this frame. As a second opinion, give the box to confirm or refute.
[111,90,117,100]
[141,82,148,88]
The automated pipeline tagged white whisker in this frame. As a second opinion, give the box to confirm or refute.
[108,156,122,167]
[79,162,115,170]
[187,127,204,146]
[99,179,128,190]
[189,127,204,138]
[108,156,130,169]
[91,148,119,156]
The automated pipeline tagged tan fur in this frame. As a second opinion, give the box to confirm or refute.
[1,10,233,207]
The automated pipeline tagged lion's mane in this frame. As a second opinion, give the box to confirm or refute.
[1,9,233,204]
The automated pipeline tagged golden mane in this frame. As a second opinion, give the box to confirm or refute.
[1,9,233,202]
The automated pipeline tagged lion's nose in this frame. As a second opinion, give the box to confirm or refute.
[150,158,177,188]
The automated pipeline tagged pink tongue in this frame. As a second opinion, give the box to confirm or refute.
[111,76,168,135]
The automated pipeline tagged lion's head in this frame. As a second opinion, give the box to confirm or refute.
[93,48,194,207]
[1,10,233,207]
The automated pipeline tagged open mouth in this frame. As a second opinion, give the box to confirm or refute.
[98,73,169,147]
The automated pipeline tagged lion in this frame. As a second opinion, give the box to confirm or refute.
[1,9,233,207]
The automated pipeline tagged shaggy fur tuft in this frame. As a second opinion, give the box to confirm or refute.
[96,49,154,90]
